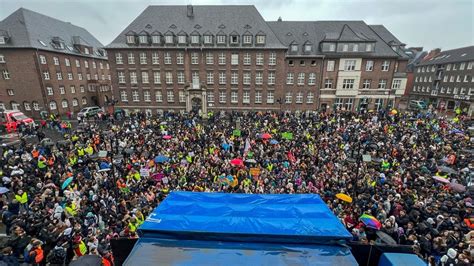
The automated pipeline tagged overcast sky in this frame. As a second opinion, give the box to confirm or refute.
[0,0,472,51]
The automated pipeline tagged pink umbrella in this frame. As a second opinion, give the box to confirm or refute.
[163,135,172,140]
[230,158,244,166]
[432,176,450,184]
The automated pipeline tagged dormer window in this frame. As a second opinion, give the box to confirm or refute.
[84,47,90,55]
[0,36,5,44]
[353,44,359,52]
[217,35,226,44]
[139,35,148,44]
[52,37,65,49]
[342,44,349,52]
[152,35,160,44]
[204,35,213,44]
[230,35,239,45]
[191,35,199,44]
[329,43,336,52]
[165,35,173,44]
[304,44,312,52]
[243,35,252,44]
[290,44,298,52]
[366,43,373,52]
[178,35,187,44]
[126,35,135,44]
[256,35,266,44]
[391,45,397,51]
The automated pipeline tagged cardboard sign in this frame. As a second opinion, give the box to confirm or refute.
[249,168,261,177]
[140,168,150,177]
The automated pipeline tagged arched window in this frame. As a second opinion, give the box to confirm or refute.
[49,101,57,110]
[72,98,78,107]
[61,99,68,108]
[81,97,87,105]
[0,102,5,111]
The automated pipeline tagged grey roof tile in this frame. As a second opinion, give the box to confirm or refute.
[107,5,286,49]
[418,46,474,66]
[0,8,106,59]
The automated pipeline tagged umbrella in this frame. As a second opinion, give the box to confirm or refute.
[69,255,102,266]
[269,139,279,145]
[154,155,170,163]
[0,187,9,194]
[432,176,450,184]
[376,231,397,245]
[245,159,257,164]
[437,166,457,175]
[360,214,382,230]
[230,158,244,166]
[335,193,352,203]
[449,129,463,135]
[449,182,466,193]
[163,135,172,140]
[160,121,168,125]
[61,177,74,190]
[261,133,272,139]
[221,143,231,151]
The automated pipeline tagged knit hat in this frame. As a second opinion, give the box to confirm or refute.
[427,218,435,225]
[447,248,457,259]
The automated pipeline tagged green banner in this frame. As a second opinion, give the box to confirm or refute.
[233,129,241,137]
[282,132,293,140]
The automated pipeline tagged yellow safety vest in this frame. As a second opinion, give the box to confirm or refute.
[85,146,94,155]
[65,203,77,216]
[38,160,47,169]
[128,222,137,232]
[69,156,77,166]
[77,148,85,157]
[15,192,28,204]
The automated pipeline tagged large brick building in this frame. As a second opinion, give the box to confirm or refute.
[409,46,474,115]
[0,8,112,118]
[106,5,409,115]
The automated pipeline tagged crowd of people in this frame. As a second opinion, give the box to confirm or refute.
[0,108,472,265]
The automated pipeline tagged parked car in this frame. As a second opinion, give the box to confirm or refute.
[408,100,427,110]
[77,106,102,119]
[0,110,35,133]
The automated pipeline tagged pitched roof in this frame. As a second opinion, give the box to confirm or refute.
[369,25,409,59]
[268,20,404,57]
[0,8,106,59]
[418,46,474,66]
[107,5,286,49]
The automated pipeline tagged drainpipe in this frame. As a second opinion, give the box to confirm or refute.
[33,49,49,118]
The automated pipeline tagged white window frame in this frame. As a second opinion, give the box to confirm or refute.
[243,35,252,44]
[231,53,239,65]
[378,79,387,89]
[164,52,171,64]
[130,72,137,84]
[68,73,73,80]
[154,72,161,84]
[177,71,185,84]
[191,35,199,44]
[132,90,139,102]
[206,53,214,65]
[49,101,57,110]
[285,92,292,103]
[366,60,374,71]
[286,73,294,84]
[366,43,372,52]
[381,60,390,71]
[218,53,226,65]
[267,91,274,104]
[243,91,250,104]
[243,53,251,65]
[342,79,355,89]
[176,52,184,65]
[144,90,151,102]
[128,53,135,64]
[268,72,276,85]
[219,91,226,103]
[56,72,63,80]
[53,57,59,65]
[362,79,371,89]
[307,92,314,104]
[297,73,305,85]
[165,72,173,84]
[140,52,147,64]
[165,35,173,44]
[269,52,276,65]
[40,55,47,64]
[256,53,264,65]
[255,91,262,104]
[296,92,303,104]
[344,60,356,71]
[126,35,135,44]
[152,35,160,44]
[217,35,226,44]
[152,52,159,64]
[231,91,238,103]
[178,35,187,44]
[327,60,335,71]
[308,73,316,85]
[207,72,214,84]
[256,35,265,44]
[243,72,251,85]
[191,52,199,64]
[219,72,226,85]
[61,100,68,108]
[155,91,163,102]
[142,71,149,84]
[207,91,215,103]
[324,79,333,89]
[231,72,238,85]
[392,79,401,89]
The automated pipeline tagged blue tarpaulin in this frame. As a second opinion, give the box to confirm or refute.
[124,238,358,266]
[125,192,356,265]
[378,253,426,266]
[139,192,352,243]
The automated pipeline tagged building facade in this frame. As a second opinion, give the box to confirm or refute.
[0,8,112,118]
[106,5,409,115]
[410,46,474,115]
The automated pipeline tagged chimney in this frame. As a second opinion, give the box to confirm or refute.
[277,16,282,22]
[187,5,193,17]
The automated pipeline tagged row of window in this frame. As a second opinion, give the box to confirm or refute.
[325,60,390,72]
[41,70,111,81]
[119,89,315,105]
[417,61,474,73]
[334,98,387,112]
[118,70,287,86]
[320,42,375,53]
[127,33,266,46]
[115,51,277,66]
[413,86,474,95]
[0,97,88,112]
[320,79,401,90]
[416,75,473,83]
[45,85,86,96]
[39,55,109,69]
